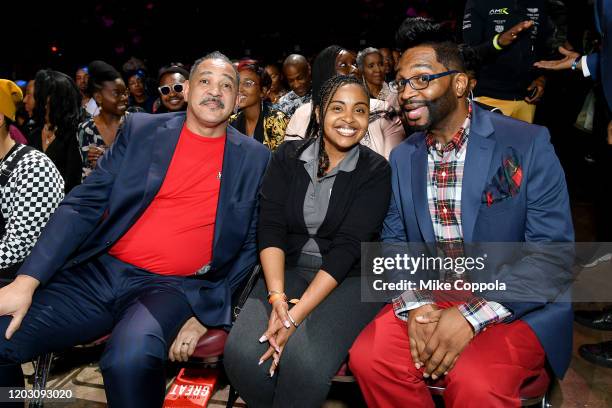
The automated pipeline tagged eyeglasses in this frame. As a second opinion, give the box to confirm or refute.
[158,83,184,95]
[389,70,459,92]
[239,79,258,89]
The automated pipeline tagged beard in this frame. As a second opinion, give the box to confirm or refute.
[402,86,457,132]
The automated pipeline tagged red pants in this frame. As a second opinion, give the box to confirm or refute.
[349,304,545,408]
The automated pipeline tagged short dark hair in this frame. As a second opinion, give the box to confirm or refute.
[158,64,190,83]
[189,51,239,85]
[283,54,309,71]
[395,17,465,72]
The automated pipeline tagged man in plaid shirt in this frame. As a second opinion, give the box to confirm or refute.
[349,18,574,408]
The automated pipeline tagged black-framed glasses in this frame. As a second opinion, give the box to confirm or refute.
[389,70,459,92]
[158,83,184,95]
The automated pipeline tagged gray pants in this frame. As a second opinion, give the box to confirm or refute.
[224,254,382,408]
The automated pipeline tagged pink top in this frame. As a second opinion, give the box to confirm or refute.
[8,125,28,145]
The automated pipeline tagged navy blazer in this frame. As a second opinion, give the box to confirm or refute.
[586,0,611,110]
[384,104,574,377]
[18,112,271,328]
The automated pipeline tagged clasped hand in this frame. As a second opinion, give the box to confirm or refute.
[258,299,296,377]
[409,305,474,380]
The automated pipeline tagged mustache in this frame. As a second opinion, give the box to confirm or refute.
[199,96,225,108]
[400,100,432,112]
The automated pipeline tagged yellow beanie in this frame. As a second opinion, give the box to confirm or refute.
[0,79,24,122]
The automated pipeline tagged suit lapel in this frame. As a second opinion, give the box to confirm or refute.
[411,139,435,242]
[212,126,245,262]
[140,115,184,210]
[461,106,495,242]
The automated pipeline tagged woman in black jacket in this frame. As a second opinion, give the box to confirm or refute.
[30,70,84,193]
[224,75,391,408]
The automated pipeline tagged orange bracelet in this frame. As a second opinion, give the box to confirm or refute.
[268,293,287,305]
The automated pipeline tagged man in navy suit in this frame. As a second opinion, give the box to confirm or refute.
[0,51,270,407]
[349,21,574,407]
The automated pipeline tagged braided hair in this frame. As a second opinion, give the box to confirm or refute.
[297,75,368,177]
[303,45,343,139]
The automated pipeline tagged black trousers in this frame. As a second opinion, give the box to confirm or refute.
[0,254,195,408]
[223,254,382,408]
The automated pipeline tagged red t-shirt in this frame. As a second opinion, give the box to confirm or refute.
[109,126,225,276]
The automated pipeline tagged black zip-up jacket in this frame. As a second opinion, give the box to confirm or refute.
[463,0,555,100]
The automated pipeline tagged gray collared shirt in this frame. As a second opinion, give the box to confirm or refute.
[300,139,360,256]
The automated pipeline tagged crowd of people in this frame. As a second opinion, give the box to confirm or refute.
[0,1,609,407]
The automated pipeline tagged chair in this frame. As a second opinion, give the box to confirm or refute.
[29,335,111,408]
[190,329,228,363]
[30,265,263,408]
[427,367,552,407]
[224,348,357,406]
[165,265,262,408]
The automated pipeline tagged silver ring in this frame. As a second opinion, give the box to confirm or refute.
[181,342,190,346]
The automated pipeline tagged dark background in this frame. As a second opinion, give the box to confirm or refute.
[3,0,467,80]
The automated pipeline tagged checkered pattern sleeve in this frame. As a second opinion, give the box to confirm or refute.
[457,298,512,334]
[392,290,435,321]
[0,147,64,269]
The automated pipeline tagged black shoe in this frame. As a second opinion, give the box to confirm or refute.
[574,308,612,330]
[579,341,612,368]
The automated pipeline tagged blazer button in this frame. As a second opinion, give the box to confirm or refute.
[196,264,212,276]
[72,260,79,265]
[105,241,112,246]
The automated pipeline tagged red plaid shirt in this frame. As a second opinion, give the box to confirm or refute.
[393,102,510,333]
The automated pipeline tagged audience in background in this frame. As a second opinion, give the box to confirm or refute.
[229,61,288,151]
[76,66,99,117]
[126,69,156,113]
[285,45,405,159]
[29,70,83,193]
[379,47,396,82]
[462,0,555,123]
[273,54,312,117]
[77,61,129,180]
[155,65,189,114]
[357,47,391,101]
[264,63,288,104]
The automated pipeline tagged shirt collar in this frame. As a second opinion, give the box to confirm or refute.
[300,138,360,178]
[288,90,312,102]
[426,100,472,155]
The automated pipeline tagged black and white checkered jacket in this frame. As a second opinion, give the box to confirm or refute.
[0,145,64,269]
